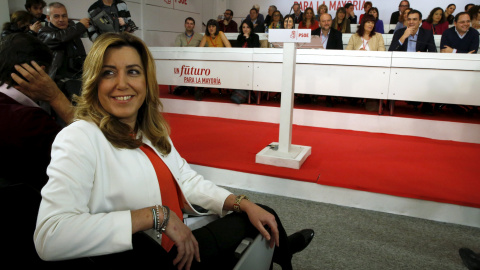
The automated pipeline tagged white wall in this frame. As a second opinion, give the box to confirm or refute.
[0,0,9,27]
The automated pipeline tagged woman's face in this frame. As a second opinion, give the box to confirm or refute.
[364,5,371,13]
[320,7,327,14]
[432,9,443,23]
[273,12,280,22]
[98,46,146,129]
[242,23,251,35]
[305,9,313,20]
[208,25,216,35]
[338,11,346,20]
[369,9,378,19]
[446,5,456,15]
[403,10,410,21]
[284,17,294,29]
[364,21,374,32]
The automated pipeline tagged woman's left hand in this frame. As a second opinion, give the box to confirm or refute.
[242,201,279,248]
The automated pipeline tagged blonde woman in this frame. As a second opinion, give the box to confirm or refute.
[34,32,313,268]
[315,4,328,21]
[332,7,351,33]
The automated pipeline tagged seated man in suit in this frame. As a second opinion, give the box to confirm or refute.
[312,13,343,50]
[344,3,357,24]
[441,12,479,54]
[244,7,264,33]
[389,9,437,53]
[311,13,343,106]
[389,10,437,114]
[173,17,203,97]
[292,3,303,24]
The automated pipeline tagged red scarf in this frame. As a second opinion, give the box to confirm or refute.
[140,144,183,252]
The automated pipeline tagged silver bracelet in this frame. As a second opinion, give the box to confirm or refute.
[160,206,170,232]
[152,208,158,231]
[155,205,162,238]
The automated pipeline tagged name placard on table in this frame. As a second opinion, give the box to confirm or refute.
[268,29,312,43]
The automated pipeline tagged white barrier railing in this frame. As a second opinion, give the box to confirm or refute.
[152,47,480,106]
[223,30,477,52]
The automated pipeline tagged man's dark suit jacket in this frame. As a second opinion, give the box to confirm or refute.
[388,27,437,52]
[390,11,400,24]
[311,28,344,50]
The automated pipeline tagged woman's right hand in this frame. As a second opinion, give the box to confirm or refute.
[165,212,200,270]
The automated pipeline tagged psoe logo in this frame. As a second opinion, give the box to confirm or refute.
[299,33,310,38]
[290,31,296,39]
[175,65,211,77]
[164,0,171,4]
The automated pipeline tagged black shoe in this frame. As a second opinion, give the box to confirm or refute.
[288,229,314,255]
[460,248,480,270]
[194,89,204,101]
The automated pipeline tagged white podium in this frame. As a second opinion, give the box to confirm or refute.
[256,29,312,169]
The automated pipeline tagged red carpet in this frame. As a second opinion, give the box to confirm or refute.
[164,113,480,209]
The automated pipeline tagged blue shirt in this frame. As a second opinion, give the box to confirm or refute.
[399,29,419,52]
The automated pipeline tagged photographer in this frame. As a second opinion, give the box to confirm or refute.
[38,2,88,125]
[87,0,137,41]
[25,0,48,33]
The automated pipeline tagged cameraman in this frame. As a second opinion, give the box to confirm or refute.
[87,0,136,41]
[38,2,89,125]
[25,0,48,33]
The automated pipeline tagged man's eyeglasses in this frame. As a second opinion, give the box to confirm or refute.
[224,13,231,16]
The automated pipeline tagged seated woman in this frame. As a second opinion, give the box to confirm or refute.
[332,7,351,33]
[298,7,319,31]
[359,1,372,23]
[368,7,384,34]
[269,10,283,29]
[346,14,385,51]
[236,20,260,48]
[283,14,295,29]
[346,14,385,111]
[445,4,456,24]
[315,4,328,21]
[1,10,36,38]
[34,32,314,269]
[422,7,449,35]
[394,8,412,33]
[233,21,260,104]
[199,19,232,47]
